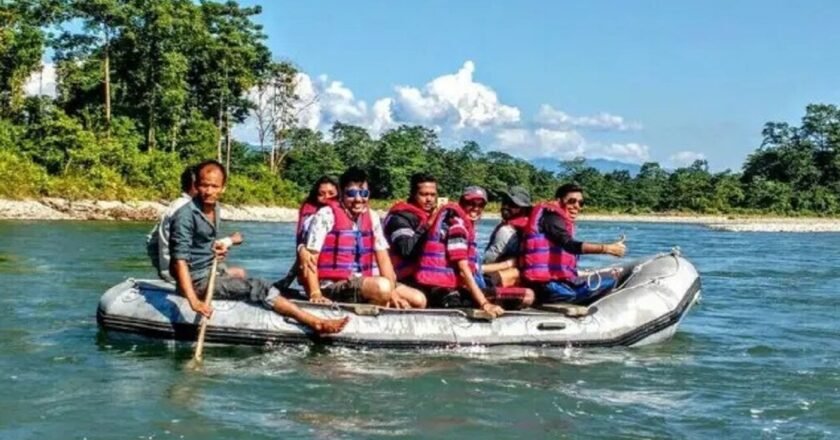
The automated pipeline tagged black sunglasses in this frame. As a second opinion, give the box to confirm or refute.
[564,197,585,207]
[344,188,370,198]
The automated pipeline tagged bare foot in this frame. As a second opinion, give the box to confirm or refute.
[313,316,349,334]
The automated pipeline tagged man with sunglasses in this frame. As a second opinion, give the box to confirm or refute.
[300,167,417,308]
[521,183,626,304]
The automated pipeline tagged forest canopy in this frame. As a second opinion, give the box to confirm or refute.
[1,1,838,215]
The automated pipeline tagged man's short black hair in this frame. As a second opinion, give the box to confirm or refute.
[180,165,196,192]
[339,166,368,190]
[555,182,583,200]
[409,172,437,198]
[195,159,227,184]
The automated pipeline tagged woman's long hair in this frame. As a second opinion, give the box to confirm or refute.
[306,175,339,206]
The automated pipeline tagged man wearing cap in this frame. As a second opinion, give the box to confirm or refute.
[483,185,532,265]
[413,186,533,317]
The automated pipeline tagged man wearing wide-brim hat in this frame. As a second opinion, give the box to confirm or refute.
[484,185,532,265]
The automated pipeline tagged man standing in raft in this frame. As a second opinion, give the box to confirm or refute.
[521,183,627,304]
[415,187,533,318]
[169,160,348,334]
[300,167,422,308]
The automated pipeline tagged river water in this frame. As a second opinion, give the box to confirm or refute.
[0,220,837,439]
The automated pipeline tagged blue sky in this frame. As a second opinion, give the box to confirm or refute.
[234,0,840,170]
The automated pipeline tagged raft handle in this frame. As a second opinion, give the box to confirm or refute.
[347,304,380,316]
[537,322,567,331]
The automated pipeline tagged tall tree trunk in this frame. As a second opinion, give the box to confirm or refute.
[170,116,180,152]
[216,101,224,162]
[224,112,232,174]
[147,88,156,151]
[104,28,111,135]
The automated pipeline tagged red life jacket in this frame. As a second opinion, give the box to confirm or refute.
[520,202,578,282]
[296,201,321,245]
[385,201,431,280]
[316,201,375,281]
[414,203,477,289]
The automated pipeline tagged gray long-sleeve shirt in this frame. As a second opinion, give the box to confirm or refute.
[169,198,221,281]
[483,224,521,264]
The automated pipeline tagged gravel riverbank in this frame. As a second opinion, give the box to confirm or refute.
[2,198,839,232]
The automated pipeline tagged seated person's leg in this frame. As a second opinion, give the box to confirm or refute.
[539,273,619,305]
[394,282,427,309]
[224,266,247,279]
[263,287,348,334]
[463,286,534,310]
[320,276,393,305]
[359,276,394,306]
[537,281,578,304]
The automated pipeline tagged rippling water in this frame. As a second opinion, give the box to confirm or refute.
[1,219,838,439]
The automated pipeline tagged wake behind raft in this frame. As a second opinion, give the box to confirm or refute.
[96,251,701,349]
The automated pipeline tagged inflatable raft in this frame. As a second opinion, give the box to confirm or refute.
[97,251,701,348]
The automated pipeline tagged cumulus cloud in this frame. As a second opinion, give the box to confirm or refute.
[589,142,650,163]
[24,63,57,98]
[536,104,641,131]
[235,60,654,162]
[391,61,520,130]
[495,127,585,159]
[669,151,706,167]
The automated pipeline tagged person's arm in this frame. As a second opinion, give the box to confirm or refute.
[456,260,504,318]
[540,212,584,254]
[169,211,212,317]
[541,212,625,257]
[445,216,503,318]
[300,250,330,304]
[385,213,425,259]
[481,258,516,274]
[302,208,334,304]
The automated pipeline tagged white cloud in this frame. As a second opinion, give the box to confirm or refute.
[536,104,641,131]
[391,61,520,130]
[234,60,655,162]
[589,142,650,163]
[495,127,585,159]
[24,63,57,98]
[669,150,706,167]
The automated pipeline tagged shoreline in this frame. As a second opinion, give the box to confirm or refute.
[1,198,839,232]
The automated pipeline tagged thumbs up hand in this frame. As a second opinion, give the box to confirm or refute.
[604,235,627,257]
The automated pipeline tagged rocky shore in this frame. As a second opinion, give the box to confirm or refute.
[2,198,839,232]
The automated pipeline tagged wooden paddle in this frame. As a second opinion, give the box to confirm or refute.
[192,257,219,363]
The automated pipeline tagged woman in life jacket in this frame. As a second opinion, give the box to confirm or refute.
[520,183,627,304]
[274,176,339,293]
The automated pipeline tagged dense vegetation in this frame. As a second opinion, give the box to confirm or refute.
[1,1,839,214]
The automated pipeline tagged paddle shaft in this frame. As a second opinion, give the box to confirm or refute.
[193,257,219,362]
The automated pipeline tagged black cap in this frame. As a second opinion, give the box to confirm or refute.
[501,186,532,208]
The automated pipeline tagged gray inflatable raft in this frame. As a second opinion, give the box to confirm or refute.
[97,251,701,348]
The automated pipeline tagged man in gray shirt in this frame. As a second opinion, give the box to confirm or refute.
[169,160,348,334]
[483,186,532,264]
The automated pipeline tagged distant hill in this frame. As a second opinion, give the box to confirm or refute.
[529,157,642,176]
